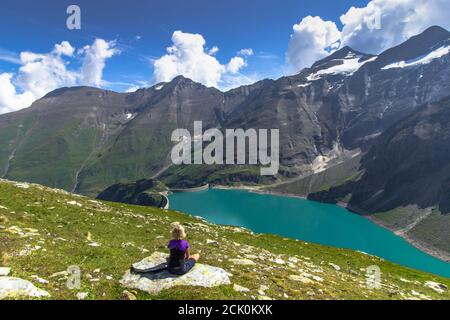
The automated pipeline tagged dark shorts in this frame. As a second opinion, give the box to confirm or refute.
[168,258,196,276]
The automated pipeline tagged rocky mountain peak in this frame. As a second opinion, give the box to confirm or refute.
[370,25,450,72]
[169,75,203,88]
[42,86,107,99]
[299,46,376,82]
[311,46,372,70]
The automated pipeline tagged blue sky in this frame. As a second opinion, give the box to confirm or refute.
[0,0,369,90]
[0,0,449,114]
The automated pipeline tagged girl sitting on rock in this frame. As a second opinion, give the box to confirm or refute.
[167,222,200,275]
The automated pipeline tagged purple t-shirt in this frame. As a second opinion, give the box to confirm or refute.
[168,239,190,252]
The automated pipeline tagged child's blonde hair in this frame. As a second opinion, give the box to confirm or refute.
[171,222,186,240]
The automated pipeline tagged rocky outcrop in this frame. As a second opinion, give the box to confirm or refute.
[0,277,50,300]
[131,252,168,273]
[425,281,448,294]
[120,253,231,295]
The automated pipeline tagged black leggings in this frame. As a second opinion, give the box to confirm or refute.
[168,258,196,275]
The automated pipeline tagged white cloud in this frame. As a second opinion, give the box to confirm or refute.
[0,48,21,64]
[0,39,118,115]
[208,46,219,55]
[0,73,35,114]
[16,44,78,99]
[257,51,279,60]
[220,73,259,92]
[153,30,253,89]
[80,39,118,87]
[125,85,140,93]
[340,0,450,54]
[286,16,341,73]
[238,48,254,56]
[54,41,75,57]
[286,0,450,73]
[153,31,225,87]
[227,56,246,74]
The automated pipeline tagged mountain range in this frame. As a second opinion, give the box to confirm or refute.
[0,26,449,258]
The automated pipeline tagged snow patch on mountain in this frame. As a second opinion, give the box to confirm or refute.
[307,54,376,81]
[382,45,450,70]
[125,113,137,121]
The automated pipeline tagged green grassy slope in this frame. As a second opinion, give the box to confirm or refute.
[0,113,104,192]
[0,179,449,300]
[77,123,177,196]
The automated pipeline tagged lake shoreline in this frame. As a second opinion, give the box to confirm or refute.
[210,184,450,263]
[171,184,210,193]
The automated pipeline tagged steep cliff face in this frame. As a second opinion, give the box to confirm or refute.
[309,96,450,255]
[339,26,450,149]
[311,96,450,211]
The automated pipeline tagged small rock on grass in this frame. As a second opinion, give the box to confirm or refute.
[289,275,314,284]
[233,284,250,293]
[30,276,49,285]
[121,290,137,300]
[229,258,255,266]
[76,292,89,300]
[329,263,341,271]
[256,295,273,300]
[88,242,101,247]
[0,267,11,276]
[50,270,69,279]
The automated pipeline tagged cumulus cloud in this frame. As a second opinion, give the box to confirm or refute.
[286,0,450,73]
[227,56,246,74]
[80,39,118,87]
[0,73,35,114]
[153,30,253,89]
[0,39,118,114]
[16,44,78,99]
[54,41,75,57]
[286,16,341,73]
[340,0,450,54]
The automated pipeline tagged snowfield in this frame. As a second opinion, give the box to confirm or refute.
[382,45,450,70]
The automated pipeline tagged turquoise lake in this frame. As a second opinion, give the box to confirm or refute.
[169,188,450,278]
